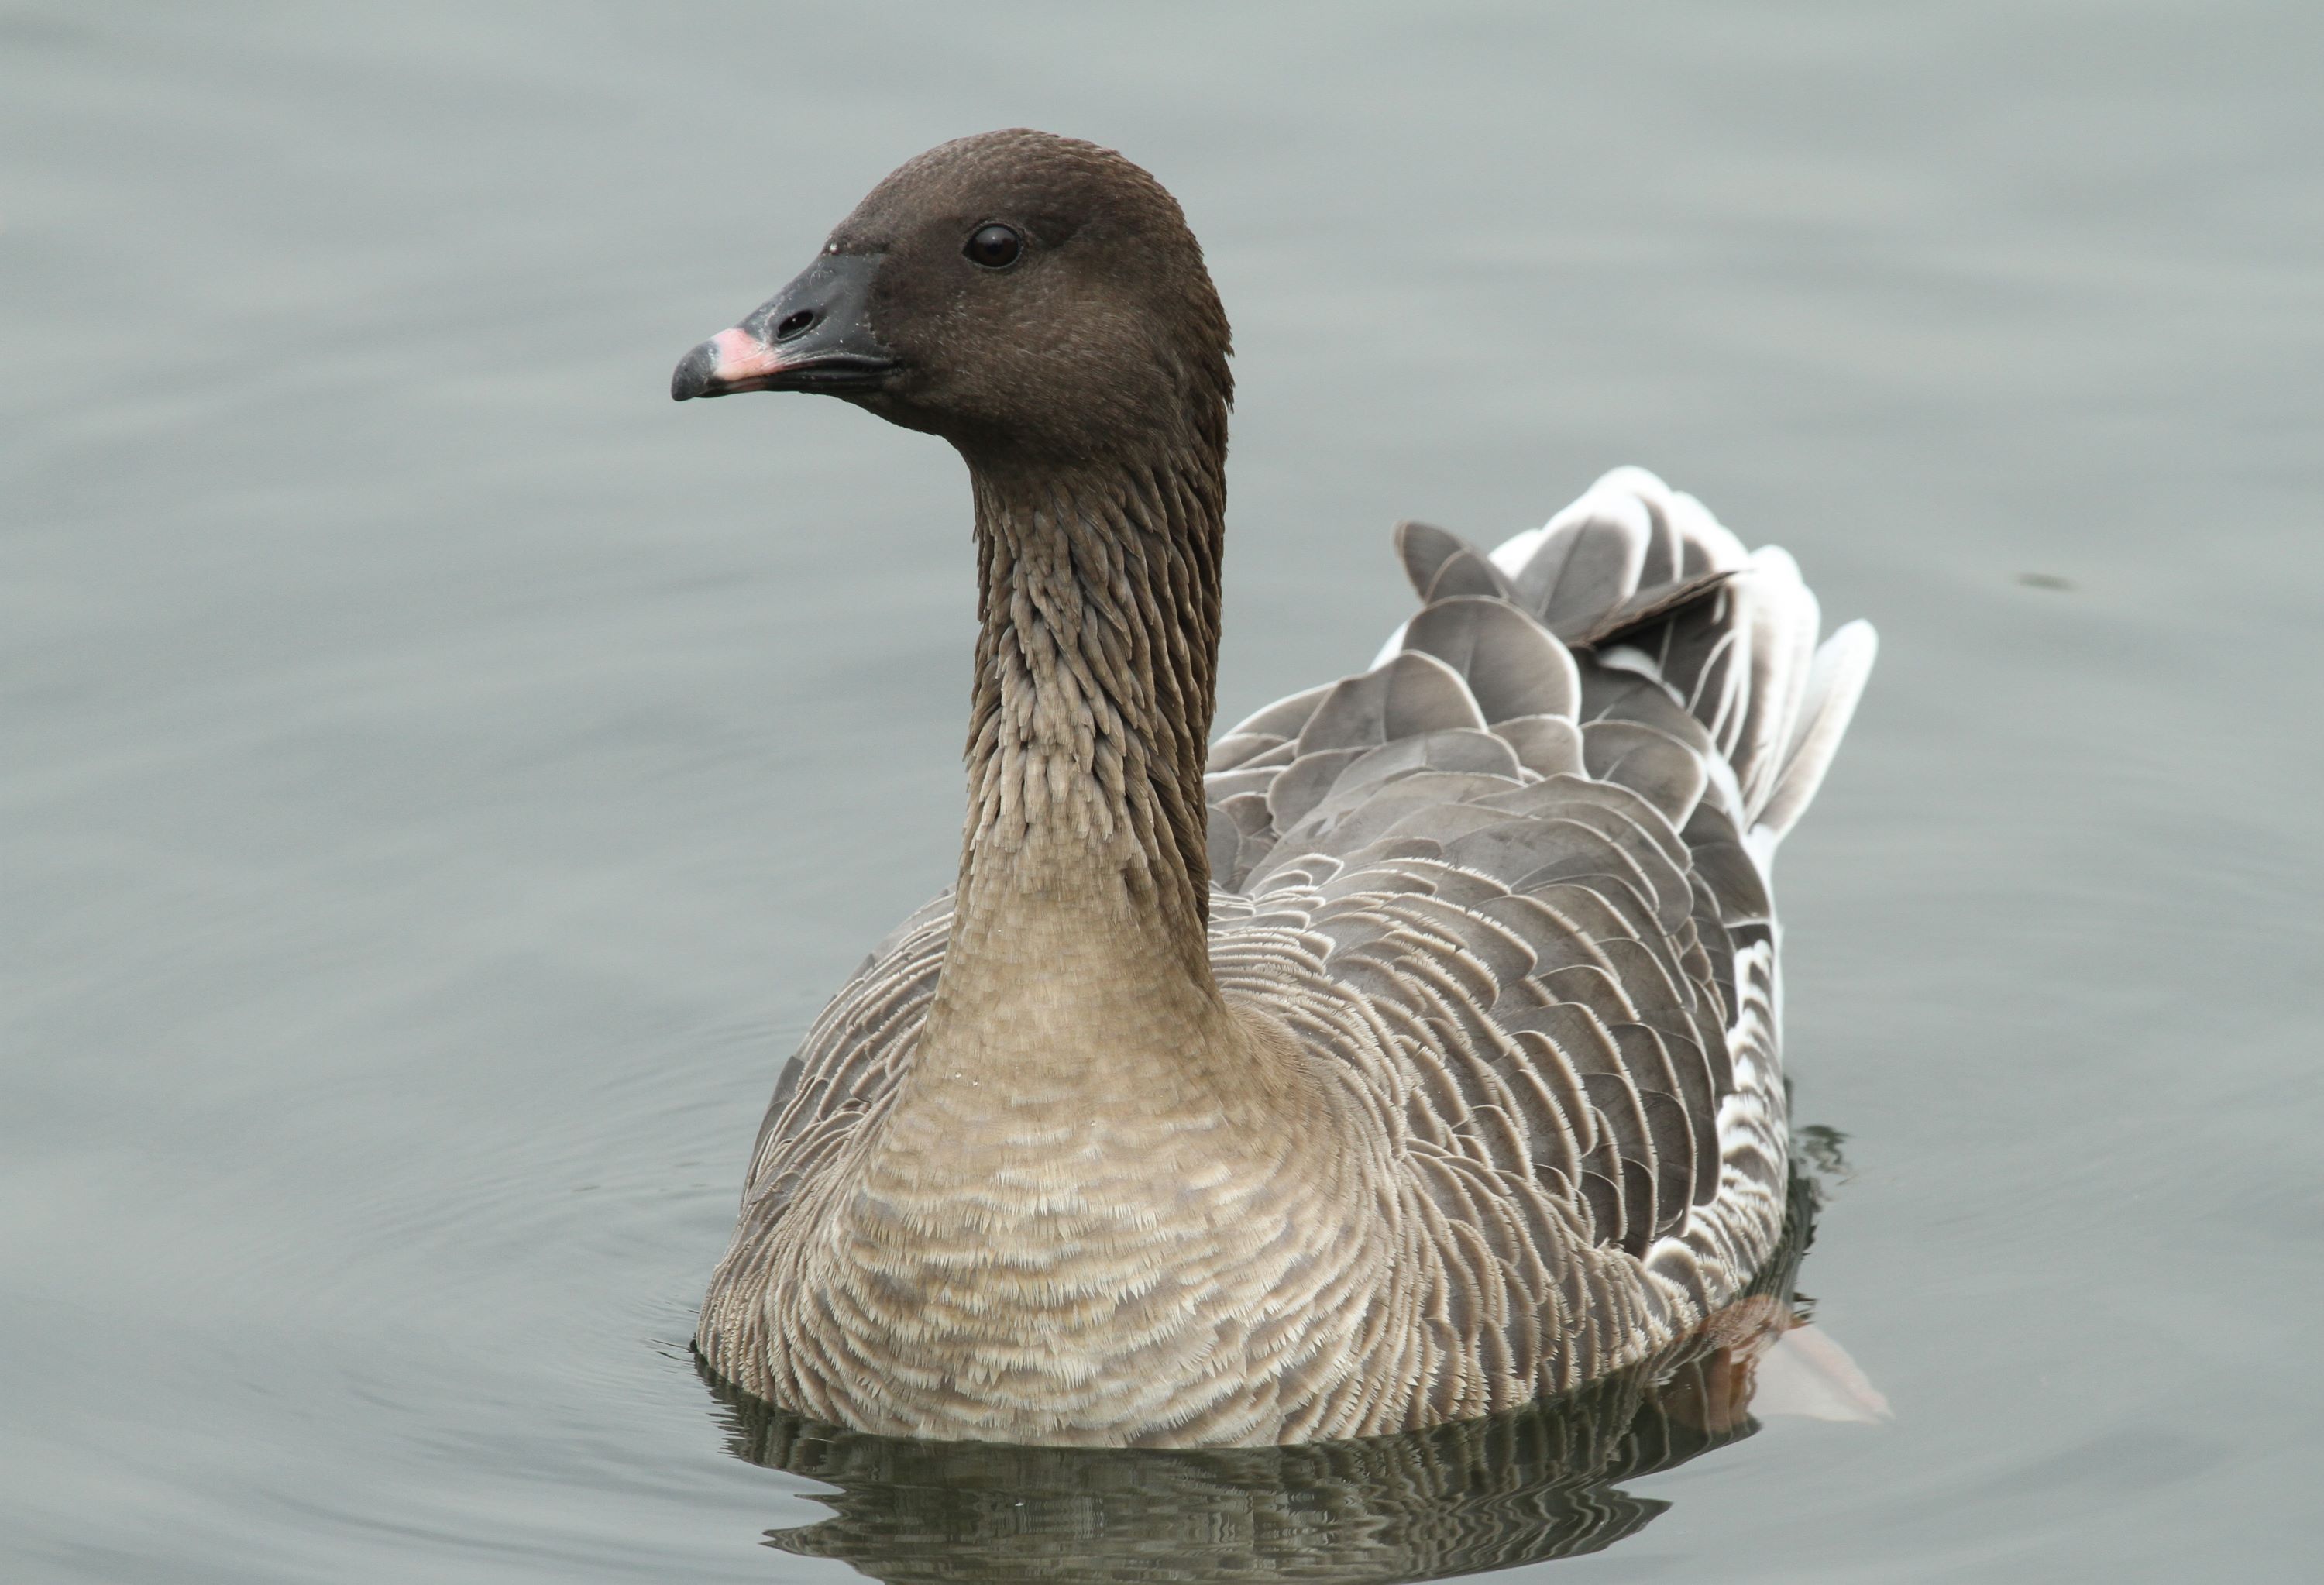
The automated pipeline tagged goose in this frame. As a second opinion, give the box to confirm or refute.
[670,129,1875,1449]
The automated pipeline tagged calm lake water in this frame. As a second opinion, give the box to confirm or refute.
[6,3,2320,1580]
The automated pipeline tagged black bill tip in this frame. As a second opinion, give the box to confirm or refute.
[671,341,718,402]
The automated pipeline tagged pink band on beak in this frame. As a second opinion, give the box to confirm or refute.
[705,327,789,390]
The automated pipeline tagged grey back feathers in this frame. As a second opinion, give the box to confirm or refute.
[1205,465,1872,1274]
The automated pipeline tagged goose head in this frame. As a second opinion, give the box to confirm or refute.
[672,129,1232,470]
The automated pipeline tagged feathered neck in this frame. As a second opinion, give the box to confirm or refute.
[918,433,1229,1059]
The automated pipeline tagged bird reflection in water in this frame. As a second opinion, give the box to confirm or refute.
[701,1171,1879,1583]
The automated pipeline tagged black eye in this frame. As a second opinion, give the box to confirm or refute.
[963,223,1023,270]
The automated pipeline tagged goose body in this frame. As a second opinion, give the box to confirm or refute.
[676,130,1874,1447]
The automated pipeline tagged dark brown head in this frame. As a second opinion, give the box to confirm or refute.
[672,130,1232,472]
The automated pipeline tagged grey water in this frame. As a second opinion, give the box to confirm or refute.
[5,2,2319,1580]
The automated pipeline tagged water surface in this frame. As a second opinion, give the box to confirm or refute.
[5,3,2320,1580]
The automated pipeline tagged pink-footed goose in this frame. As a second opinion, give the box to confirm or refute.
[670,129,1875,1448]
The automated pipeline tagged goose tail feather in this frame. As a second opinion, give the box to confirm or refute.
[1484,467,1875,859]
[1238,466,1873,876]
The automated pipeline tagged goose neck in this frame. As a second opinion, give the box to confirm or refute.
[927,449,1226,1037]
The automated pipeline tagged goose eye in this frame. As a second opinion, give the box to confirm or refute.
[963,223,1023,270]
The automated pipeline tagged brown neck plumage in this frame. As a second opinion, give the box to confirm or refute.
[925,432,1227,1041]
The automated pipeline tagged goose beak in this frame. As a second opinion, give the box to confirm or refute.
[672,250,899,400]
